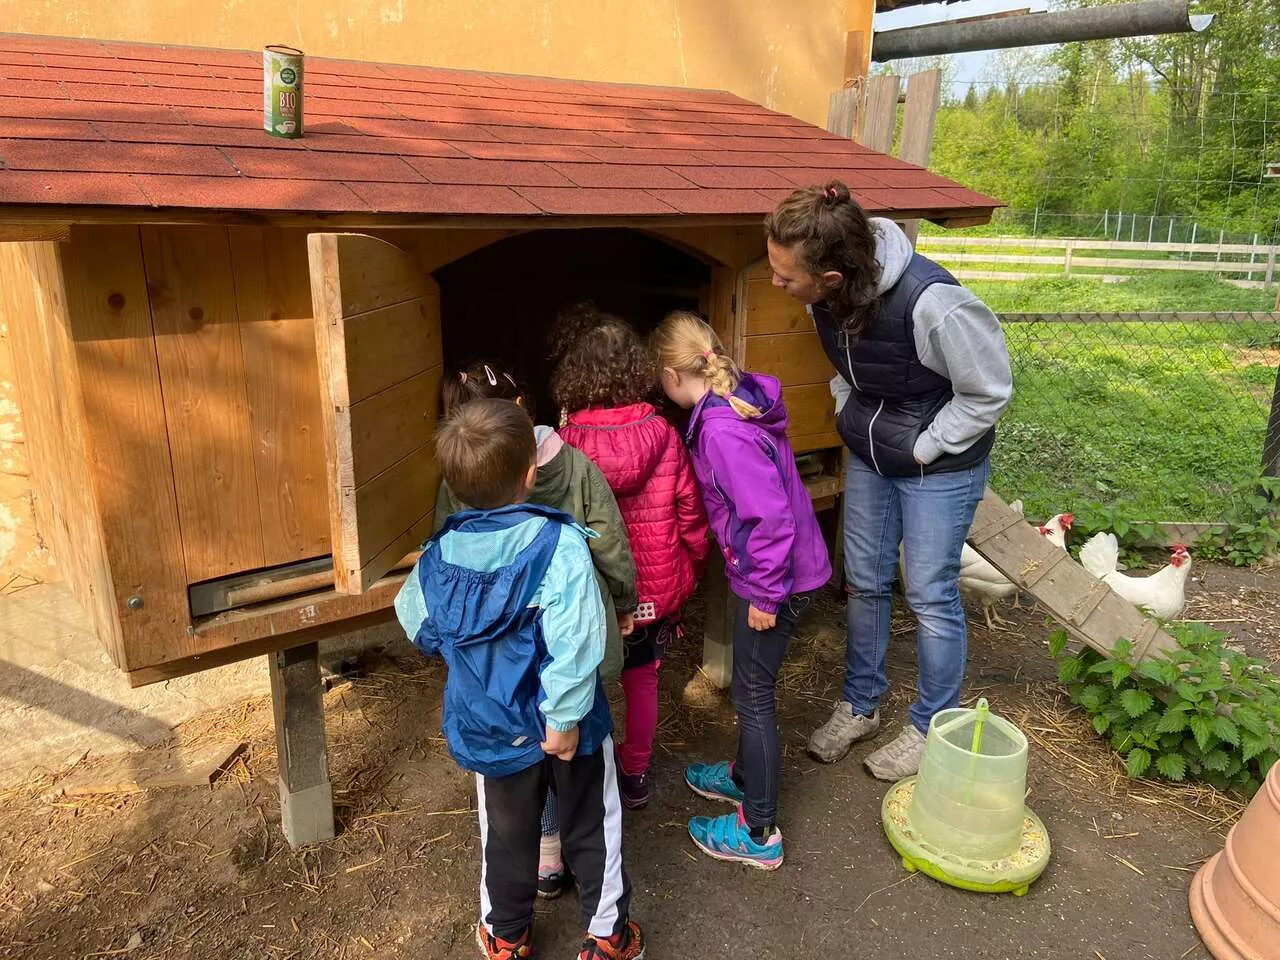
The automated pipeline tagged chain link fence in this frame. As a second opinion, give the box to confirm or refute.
[991,313,1280,523]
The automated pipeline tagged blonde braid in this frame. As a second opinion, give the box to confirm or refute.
[654,310,762,419]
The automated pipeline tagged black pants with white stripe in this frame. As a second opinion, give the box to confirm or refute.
[477,735,630,940]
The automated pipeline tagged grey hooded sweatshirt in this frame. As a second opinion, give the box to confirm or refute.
[825,217,1013,467]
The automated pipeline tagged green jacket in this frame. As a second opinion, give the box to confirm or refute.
[433,425,637,682]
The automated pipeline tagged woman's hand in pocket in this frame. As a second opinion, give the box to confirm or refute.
[747,604,777,631]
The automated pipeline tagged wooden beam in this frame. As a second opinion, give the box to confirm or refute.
[0,224,69,242]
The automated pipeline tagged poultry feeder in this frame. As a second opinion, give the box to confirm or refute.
[881,699,1050,895]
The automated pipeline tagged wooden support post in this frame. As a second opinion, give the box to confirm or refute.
[1265,245,1276,286]
[1063,240,1075,276]
[270,642,335,847]
[701,553,735,690]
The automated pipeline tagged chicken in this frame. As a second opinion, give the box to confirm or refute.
[958,510,1073,631]
[1079,536,1192,621]
[898,502,1075,631]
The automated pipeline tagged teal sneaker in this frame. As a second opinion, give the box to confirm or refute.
[684,760,745,805]
[688,806,783,871]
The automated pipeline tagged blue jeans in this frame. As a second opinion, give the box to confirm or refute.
[842,453,989,734]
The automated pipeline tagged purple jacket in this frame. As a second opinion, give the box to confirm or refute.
[685,372,832,613]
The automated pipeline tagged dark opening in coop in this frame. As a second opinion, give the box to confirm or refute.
[434,228,713,419]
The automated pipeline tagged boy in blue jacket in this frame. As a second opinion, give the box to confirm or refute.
[395,399,644,960]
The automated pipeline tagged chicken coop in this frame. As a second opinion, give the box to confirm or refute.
[0,33,998,841]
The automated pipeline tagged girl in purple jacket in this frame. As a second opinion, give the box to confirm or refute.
[652,310,831,870]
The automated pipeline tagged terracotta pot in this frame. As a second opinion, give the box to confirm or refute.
[1189,760,1280,960]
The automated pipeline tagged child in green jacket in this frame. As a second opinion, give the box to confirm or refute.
[433,360,638,899]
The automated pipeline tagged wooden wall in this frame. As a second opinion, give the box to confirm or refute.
[738,261,840,452]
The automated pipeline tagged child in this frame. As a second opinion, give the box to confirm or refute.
[396,399,644,960]
[433,359,638,900]
[552,307,710,809]
[652,311,831,871]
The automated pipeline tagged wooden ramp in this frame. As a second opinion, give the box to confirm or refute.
[968,490,1180,662]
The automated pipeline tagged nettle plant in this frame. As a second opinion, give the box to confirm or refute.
[1051,624,1280,796]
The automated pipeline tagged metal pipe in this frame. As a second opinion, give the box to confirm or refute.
[872,0,1213,62]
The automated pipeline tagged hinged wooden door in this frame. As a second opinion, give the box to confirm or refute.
[308,233,442,594]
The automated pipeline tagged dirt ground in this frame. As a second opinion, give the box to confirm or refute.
[1,563,1274,960]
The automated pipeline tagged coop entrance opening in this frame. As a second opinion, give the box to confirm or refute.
[433,228,714,417]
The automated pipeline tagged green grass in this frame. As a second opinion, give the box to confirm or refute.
[979,274,1279,522]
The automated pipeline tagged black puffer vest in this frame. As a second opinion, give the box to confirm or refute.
[813,253,995,477]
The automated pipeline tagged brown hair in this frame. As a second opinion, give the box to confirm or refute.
[549,302,656,414]
[763,180,881,335]
[435,399,536,510]
[440,359,533,421]
[652,310,761,419]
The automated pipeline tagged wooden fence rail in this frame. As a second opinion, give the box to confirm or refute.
[917,235,1280,284]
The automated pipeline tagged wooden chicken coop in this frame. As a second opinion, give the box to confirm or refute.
[0,32,997,842]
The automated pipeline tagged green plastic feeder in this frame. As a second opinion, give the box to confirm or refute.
[881,699,1050,895]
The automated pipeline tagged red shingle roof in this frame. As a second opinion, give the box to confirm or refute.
[0,33,1001,223]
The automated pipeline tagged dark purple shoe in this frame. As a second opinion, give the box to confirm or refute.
[619,771,649,809]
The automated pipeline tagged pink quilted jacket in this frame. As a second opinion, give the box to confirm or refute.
[561,403,710,624]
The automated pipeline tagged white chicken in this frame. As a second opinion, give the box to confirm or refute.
[899,502,1075,631]
[958,509,1074,631]
[1079,535,1192,621]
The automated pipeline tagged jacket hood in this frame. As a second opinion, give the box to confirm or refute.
[564,403,665,497]
[690,372,789,441]
[531,425,571,504]
[871,216,914,295]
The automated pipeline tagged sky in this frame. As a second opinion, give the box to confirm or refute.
[874,0,1054,88]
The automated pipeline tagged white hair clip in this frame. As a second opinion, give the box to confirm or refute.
[483,364,497,386]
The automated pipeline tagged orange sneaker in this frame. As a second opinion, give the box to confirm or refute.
[475,922,537,959]
[577,919,644,960]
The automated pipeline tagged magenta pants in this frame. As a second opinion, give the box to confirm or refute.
[617,660,661,776]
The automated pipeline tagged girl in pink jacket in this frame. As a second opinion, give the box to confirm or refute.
[552,305,710,809]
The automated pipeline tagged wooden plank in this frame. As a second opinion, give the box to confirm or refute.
[918,236,1277,256]
[349,367,442,487]
[127,582,404,685]
[744,331,833,386]
[967,489,1178,662]
[0,239,123,665]
[827,86,859,138]
[228,226,331,567]
[785,382,839,447]
[844,0,876,83]
[0,224,69,242]
[345,299,442,404]
[647,225,765,271]
[1069,257,1271,274]
[792,432,843,455]
[898,69,942,246]
[744,278,812,335]
[56,741,246,796]
[308,233,440,594]
[706,266,737,354]
[142,225,265,582]
[859,74,900,153]
[52,228,193,669]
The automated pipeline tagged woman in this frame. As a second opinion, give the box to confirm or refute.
[763,181,1012,781]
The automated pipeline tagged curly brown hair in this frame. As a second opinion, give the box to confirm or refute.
[550,303,656,414]
[763,180,882,336]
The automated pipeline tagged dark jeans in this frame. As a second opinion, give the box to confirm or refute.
[477,736,630,940]
[731,592,815,834]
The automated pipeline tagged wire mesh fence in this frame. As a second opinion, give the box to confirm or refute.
[991,312,1280,523]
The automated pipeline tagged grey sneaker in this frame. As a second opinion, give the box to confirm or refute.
[864,724,927,781]
[807,702,880,763]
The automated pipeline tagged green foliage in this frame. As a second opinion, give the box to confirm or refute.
[927,0,1280,237]
[1196,476,1280,566]
[1053,623,1280,795]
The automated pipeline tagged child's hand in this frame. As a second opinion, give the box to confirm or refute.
[747,604,777,631]
[617,611,635,637]
[542,725,580,761]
